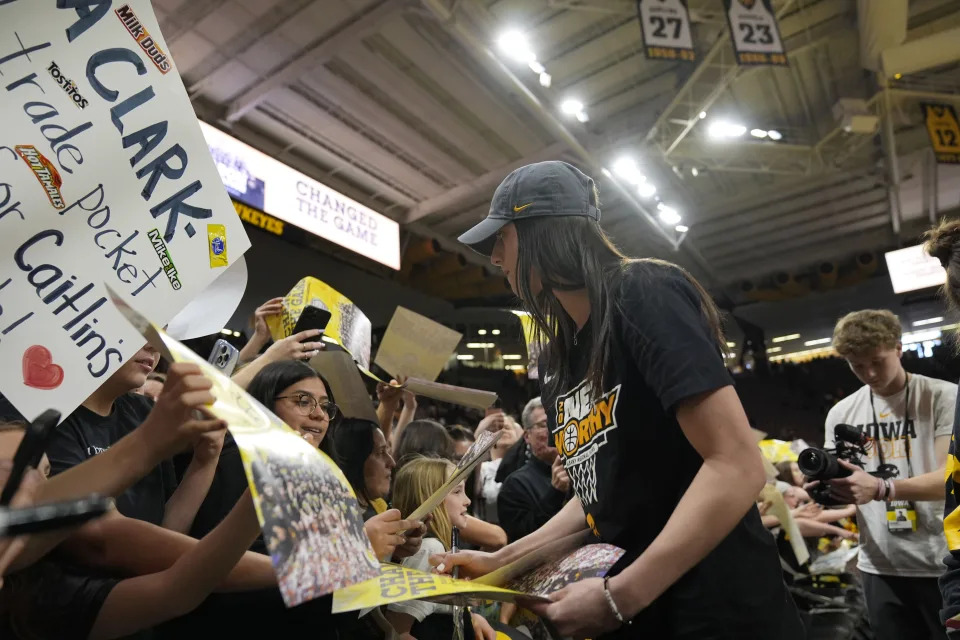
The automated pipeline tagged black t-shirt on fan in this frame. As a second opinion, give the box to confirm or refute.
[541,262,803,639]
[0,392,177,525]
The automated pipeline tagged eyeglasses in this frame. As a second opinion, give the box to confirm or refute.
[275,393,339,419]
[529,420,549,431]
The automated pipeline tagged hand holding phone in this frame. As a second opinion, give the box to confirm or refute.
[0,495,114,536]
[292,305,331,339]
[0,410,59,506]
[208,339,240,377]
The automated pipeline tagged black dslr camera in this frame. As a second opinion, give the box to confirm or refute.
[797,424,898,506]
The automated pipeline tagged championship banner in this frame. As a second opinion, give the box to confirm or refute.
[921,103,960,164]
[0,1,250,420]
[636,0,696,62]
[267,277,373,370]
[109,287,380,607]
[724,0,788,66]
[512,310,540,380]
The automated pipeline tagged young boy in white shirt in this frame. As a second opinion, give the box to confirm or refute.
[820,309,954,640]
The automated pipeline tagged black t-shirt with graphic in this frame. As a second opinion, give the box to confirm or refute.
[541,261,802,639]
[0,392,177,525]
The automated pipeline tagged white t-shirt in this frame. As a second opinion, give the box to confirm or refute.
[824,373,956,577]
[386,537,451,622]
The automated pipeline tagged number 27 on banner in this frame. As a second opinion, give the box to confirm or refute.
[636,0,696,62]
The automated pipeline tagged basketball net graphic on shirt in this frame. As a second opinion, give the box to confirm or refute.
[553,381,621,506]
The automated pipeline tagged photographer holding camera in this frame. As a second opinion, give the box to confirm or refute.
[816,310,955,640]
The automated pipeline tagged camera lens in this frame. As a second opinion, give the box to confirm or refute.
[797,448,825,477]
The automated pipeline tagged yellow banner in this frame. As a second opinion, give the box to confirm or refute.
[332,563,527,613]
[267,277,372,370]
[922,102,960,164]
[108,286,379,607]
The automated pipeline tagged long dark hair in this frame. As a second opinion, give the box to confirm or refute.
[514,215,724,401]
[246,360,339,461]
[394,419,455,471]
[333,418,380,504]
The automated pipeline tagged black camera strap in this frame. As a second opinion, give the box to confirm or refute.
[869,373,914,478]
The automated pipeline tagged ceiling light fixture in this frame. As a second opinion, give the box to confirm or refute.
[457,354,475,361]
[497,30,536,64]
[505,364,525,371]
[771,333,800,343]
[477,329,487,335]
[708,121,747,139]
[528,60,545,74]
[502,355,523,360]
[691,167,699,177]
[766,346,782,353]
[767,129,783,141]
[613,156,642,183]
[804,338,831,346]
[576,110,589,123]
[466,342,495,349]
[539,72,552,87]
[561,99,583,115]
[675,224,689,233]
[601,168,612,178]
[657,203,681,225]
[750,128,768,138]
[637,182,656,198]
[491,329,501,335]
[699,111,707,119]
[913,317,944,326]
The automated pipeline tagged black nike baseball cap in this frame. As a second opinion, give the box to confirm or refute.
[457,160,600,256]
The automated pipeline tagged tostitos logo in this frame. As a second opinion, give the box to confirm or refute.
[15,145,65,210]
[552,381,620,505]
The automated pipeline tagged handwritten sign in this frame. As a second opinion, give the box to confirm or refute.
[0,1,250,419]
[200,121,400,269]
[109,287,379,607]
[374,306,462,382]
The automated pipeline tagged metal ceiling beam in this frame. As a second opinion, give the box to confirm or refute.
[403,142,568,223]
[225,0,403,123]
[646,0,849,157]
[417,0,721,286]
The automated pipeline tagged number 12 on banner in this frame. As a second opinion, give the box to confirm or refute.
[922,103,960,165]
[636,0,696,62]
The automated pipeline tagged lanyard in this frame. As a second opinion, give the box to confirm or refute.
[869,374,914,478]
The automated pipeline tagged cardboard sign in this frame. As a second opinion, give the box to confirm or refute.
[724,0,788,66]
[374,307,462,382]
[267,277,372,370]
[309,350,379,424]
[332,542,624,613]
[108,288,379,607]
[403,378,497,411]
[921,103,960,164]
[636,0,696,62]
[0,1,250,419]
[760,484,809,566]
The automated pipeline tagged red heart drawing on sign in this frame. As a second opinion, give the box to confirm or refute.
[22,345,65,390]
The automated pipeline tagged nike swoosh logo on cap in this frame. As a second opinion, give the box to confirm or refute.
[513,203,533,212]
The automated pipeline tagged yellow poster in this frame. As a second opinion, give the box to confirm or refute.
[332,543,624,613]
[922,102,960,164]
[512,310,540,379]
[108,287,379,607]
[267,277,373,370]
[332,563,528,613]
[374,306,463,382]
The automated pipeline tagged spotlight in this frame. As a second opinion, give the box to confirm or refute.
[561,99,583,115]
[637,182,657,198]
[750,128,768,138]
[708,121,747,139]
[539,72,552,87]
[657,203,681,225]
[767,129,783,141]
[576,110,589,123]
[497,30,536,64]
[675,224,689,233]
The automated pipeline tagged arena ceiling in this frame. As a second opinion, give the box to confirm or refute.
[153,0,960,309]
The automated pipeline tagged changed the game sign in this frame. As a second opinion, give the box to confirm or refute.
[724,0,787,66]
[636,0,696,62]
